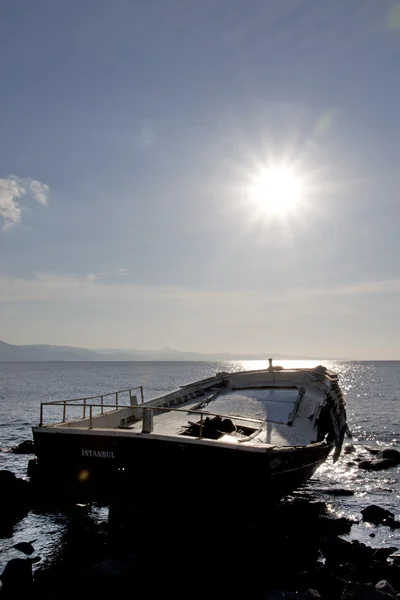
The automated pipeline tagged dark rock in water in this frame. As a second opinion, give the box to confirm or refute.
[320,538,374,568]
[289,498,327,518]
[370,534,376,538]
[362,505,395,525]
[366,447,381,455]
[344,444,356,454]
[0,558,33,594]
[346,461,357,467]
[358,460,376,470]
[357,458,397,471]
[371,459,398,471]
[373,548,399,564]
[358,449,400,471]
[318,488,355,496]
[13,540,36,555]
[11,440,35,454]
[299,591,327,600]
[317,516,353,536]
[0,470,31,537]
[341,581,397,600]
[375,449,400,464]
[375,581,397,596]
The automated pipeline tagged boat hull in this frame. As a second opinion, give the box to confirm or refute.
[32,427,332,503]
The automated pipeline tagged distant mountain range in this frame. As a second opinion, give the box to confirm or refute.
[0,340,314,362]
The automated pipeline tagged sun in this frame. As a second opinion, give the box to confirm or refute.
[250,166,303,215]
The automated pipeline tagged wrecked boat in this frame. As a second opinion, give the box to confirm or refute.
[31,361,349,502]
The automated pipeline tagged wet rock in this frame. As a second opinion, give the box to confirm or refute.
[318,489,355,497]
[358,459,397,471]
[341,581,397,600]
[366,447,381,455]
[375,581,397,596]
[375,449,400,464]
[300,591,327,600]
[289,499,328,518]
[0,470,31,537]
[358,460,375,470]
[0,558,33,594]
[373,548,399,564]
[317,516,353,536]
[344,444,356,454]
[361,505,395,525]
[346,461,357,467]
[13,540,36,555]
[320,538,374,568]
[358,449,400,471]
[11,440,35,454]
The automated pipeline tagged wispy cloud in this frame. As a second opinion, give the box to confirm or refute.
[0,175,49,229]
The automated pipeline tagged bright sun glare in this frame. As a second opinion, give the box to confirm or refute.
[251,166,303,216]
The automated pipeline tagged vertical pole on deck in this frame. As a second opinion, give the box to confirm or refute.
[101,396,104,414]
[199,413,204,439]
[140,386,144,403]
[89,405,93,429]
[63,401,66,423]
[116,392,118,409]
[83,398,87,419]
[40,403,43,427]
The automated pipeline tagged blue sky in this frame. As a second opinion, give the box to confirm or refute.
[1,0,400,358]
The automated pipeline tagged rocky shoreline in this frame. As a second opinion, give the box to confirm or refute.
[1,444,400,600]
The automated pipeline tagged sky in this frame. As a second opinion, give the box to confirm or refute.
[1,0,400,359]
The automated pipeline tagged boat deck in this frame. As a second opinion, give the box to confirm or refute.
[122,387,319,447]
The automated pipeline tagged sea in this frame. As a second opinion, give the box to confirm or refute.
[0,360,399,572]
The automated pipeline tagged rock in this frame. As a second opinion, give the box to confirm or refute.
[361,505,395,525]
[13,540,36,555]
[358,452,399,471]
[0,470,31,536]
[366,447,381,455]
[341,581,397,600]
[11,440,35,454]
[300,591,327,600]
[375,581,397,596]
[375,449,400,464]
[373,548,399,564]
[320,538,374,568]
[370,533,376,538]
[346,461,357,467]
[358,460,376,470]
[0,558,33,594]
[318,489,355,497]
[372,459,399,471]
[344,445,356,454]
[317,516,353,536]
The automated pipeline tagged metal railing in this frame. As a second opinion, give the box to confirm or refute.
[39,386,144,427]
[39,390,265,436]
